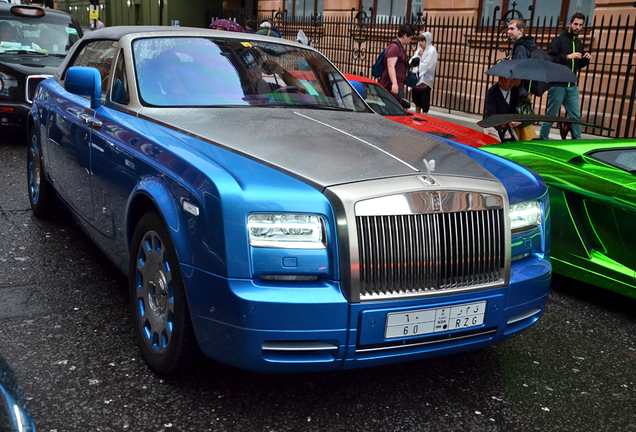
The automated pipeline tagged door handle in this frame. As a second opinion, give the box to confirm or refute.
[79,113,102,130]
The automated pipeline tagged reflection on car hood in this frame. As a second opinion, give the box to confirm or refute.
[391,114,499,147]
[143,108,499,189]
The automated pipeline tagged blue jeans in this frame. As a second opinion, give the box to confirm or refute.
[539,86,582,140]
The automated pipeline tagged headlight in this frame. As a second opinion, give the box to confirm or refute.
[248,214,326,249]
[509,200,542,233]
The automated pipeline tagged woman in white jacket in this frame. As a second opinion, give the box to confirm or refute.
[409,32,438,114]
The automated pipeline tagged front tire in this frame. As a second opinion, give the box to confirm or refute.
[129,212,195,375]
[27,127,55,217]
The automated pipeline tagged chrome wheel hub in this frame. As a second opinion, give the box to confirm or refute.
[135,230,175,354]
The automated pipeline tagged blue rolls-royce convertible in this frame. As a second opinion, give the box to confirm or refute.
[27,26,551,375]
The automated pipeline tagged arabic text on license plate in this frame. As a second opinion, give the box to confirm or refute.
[385,301,486,339]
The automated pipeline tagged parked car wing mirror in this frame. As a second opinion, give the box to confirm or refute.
[65,66,102,109]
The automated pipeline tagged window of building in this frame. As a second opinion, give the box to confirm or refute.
[359,0,424,23]
[285,0,324,17]
[481,0,595,26]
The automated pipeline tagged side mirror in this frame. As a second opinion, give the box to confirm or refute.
[65,66,102,109]
[349,80,367,100]
[399,98,411,110]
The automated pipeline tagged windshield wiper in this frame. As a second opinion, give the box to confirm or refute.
[262,103,355,112]
[0,49,48,55]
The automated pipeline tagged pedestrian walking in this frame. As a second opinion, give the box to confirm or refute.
[256,20,280,38]
[507,18,536,97]
[244,20,257,34]
[90,19,105,29]
[378,24,415,100]
[409,32,437,114]
[508,18,536,59]
[539,12,592,140]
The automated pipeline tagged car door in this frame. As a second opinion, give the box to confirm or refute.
[587,149,636,279]
[88,48,138,255]
[46,82,94,220]
[47,40,118,221]
[559,151,636,285]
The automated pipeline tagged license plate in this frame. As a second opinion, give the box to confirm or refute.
[385,301,487,339]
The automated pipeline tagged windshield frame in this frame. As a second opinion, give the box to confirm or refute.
[131,36,369,112]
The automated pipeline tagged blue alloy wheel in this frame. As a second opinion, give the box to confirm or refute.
[27,127,54,217]
[129,212,194,375]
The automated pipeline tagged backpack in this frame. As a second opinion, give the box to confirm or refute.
[528,48,553,96]
[371,41,399,78]
[531,48,552,62]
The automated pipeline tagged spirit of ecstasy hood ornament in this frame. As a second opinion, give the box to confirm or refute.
[421,158,437,185]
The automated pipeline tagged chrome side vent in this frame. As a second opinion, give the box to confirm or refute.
[356,208,505,300]
[26,75,52,103]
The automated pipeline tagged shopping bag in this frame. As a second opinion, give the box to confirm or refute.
[514,124,538,141]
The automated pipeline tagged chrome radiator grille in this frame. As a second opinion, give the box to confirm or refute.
[26,75,51,103]
[356,209,505,299]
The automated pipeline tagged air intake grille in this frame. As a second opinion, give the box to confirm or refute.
[356,209,505,300]
[26,76,51,103]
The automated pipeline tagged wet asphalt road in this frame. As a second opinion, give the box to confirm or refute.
[1,136,636,432]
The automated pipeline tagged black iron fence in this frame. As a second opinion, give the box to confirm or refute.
[258,8,636,139]
[64,3,635,138]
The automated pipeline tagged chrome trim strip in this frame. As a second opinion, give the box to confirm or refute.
[354,190,503,216]
[507,308,541,324]
[356,328,497,353]
[262,341,338,351]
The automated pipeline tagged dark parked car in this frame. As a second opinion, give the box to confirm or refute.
[28,26,551,375]
[0,3,82,139]
[0,354,36,432]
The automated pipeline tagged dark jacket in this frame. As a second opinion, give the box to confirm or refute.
[511,35,537,59]
[484,83,521,119]
[484,83,521,140]
[547,29,589,86]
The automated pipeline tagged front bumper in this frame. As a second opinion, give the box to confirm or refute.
[185,253,551,373]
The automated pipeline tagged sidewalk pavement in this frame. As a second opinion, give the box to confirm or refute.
[423,107,603,141]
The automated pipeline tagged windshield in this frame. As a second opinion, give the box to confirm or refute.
[133,37,368,111]
[0,15,80,55]
[358,80,408,116]
[588,149,636,174]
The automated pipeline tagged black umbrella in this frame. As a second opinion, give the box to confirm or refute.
[485,58,577,83]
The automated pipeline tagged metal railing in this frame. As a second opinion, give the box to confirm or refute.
[261,8,636,138]
[62,4,635,138]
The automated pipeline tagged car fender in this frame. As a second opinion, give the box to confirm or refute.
[126,175,193,266]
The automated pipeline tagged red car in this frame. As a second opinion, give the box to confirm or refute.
[344,74,498,147]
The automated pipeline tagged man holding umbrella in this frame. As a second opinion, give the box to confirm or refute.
[539,12,592,140]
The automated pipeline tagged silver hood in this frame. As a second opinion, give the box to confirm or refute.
[141,107,498,189]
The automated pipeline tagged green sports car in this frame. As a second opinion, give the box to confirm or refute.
[482,139,636,299]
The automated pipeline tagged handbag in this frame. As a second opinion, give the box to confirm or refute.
[405,71,418,88]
